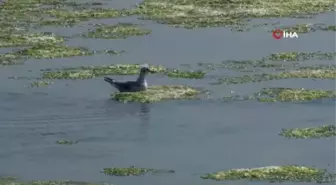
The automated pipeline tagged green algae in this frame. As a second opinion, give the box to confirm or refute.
[0,1,48,25]
[217,60,294,72]
[134,0,335,29]
[17,44,93,59]
[165,69,205,79]
[277,69,336,79]
[0,0,135,51]
[0,23,26,34]
[0,0,132,25]
[212,73,270,84]
[36,8,133,27]
[102,166,175,176]
[266,52,336,61]
[41,64,205,79]
[28,80,53,87]
[201,165,335,183]
[42,64,165,79]
[102,167,152,176]
[300,65,336,70]
[222,88,336,103]
[0,33,64,48]
[324,25,336,31]
[222,94,256,102]
[257,88,336,102]
[278,24,313,34]
[0,53,23,65]
[1,45,121,65]
[87,23,151,39]
[198,52,335,73]
[45,8,133,21]
[56,140,78,145]
[0,180,101,185]
[212,69,336,85]
[37,18,81,27]
[0,177,16,183]
[0,0,134,38]
[278,24,336,34]
[111,85,200,103]
[280,125,336,139]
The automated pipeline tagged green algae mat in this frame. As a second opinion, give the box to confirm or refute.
[222,88,336,102]
[0,0,146,66]
[0,179,102,185]
[134,0,335,29]
[1,0,334,30]
[257,88,336,102]
[207,51,336,84]
[212,69,336,85]
[280,125,336,139]
[0,33,63,47]
[201,165,336,183]
[111,85,201,103]
[102,166,175,176]
[275,24,336,34]
[28,80,53,88]
[86,23,152,39]
[41,64,205,79]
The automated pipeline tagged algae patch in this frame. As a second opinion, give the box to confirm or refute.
[0,177,16,183]
[0,180,101,185]
[280,125,336,139]
[166,69,205,79]
[222,88,336,103]
[102,166,175,176]
[28,80,53,88]
[87,23,151,39]
[37,18,81,27]
[56,140,78,145]
[46,8,132,20]
[0,0,134,29]
[201,165,335,183]
[266,52,336,61]
[42,64,165,79]
[213,69,335,85]
[0,33,63,48]
[17,44,93,59]
[41,64,205,79]
[111,85,200,103]
[215,60,292,72]
[257,88,336,102]
[278,24,336,34]
[0,53,23,65]
[134,0,335,28]
[200,52,335,73]
[1,44,120,65]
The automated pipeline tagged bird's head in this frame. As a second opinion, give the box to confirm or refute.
[140,64,155,74]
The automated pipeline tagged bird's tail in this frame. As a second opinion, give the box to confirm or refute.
[104,77,115,85]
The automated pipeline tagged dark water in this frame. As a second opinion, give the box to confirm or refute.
[0,2,335,185]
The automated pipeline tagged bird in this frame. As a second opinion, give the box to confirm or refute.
[104,65,155,92]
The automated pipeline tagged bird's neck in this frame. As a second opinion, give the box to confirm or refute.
[137,73,147,86]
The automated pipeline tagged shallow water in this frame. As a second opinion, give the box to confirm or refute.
[0,3,335,185]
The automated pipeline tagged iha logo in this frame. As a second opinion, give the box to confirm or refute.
[272,29,299,40]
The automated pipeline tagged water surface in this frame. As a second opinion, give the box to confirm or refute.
[0,4,335,185]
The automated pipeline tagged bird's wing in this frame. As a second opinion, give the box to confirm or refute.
[113,81,138,92]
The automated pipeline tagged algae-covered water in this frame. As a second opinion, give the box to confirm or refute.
[0,0,335,185]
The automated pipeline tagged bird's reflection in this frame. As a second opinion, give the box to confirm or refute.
[103,100,151,142]
[103,101,150,122]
